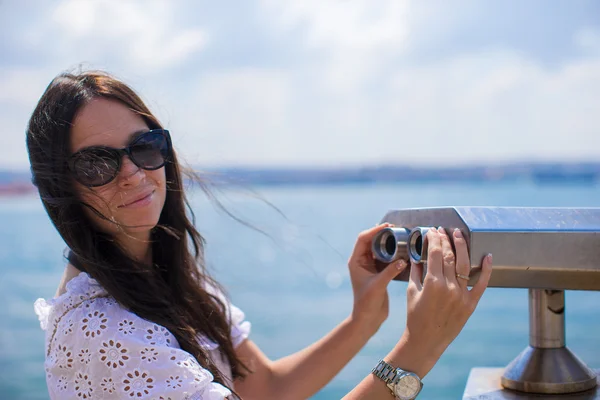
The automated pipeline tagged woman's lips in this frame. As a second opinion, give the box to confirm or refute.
[119,190,155,208]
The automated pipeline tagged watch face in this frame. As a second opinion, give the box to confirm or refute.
[394,375,421,399]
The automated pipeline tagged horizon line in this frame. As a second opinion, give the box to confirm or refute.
[1,159,600,173]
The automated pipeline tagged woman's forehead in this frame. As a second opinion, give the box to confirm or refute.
[70,98,148,152]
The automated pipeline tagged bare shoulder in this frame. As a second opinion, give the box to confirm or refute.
[54,263,82,298]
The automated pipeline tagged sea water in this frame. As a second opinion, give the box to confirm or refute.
[1,181,599,399]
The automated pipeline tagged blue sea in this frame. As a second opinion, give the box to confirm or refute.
[1,181,600,399]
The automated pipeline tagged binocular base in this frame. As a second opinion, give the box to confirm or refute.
[463,368,600,399]
[501,346,598,394]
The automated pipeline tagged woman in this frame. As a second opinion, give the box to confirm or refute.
[30,70,492,399]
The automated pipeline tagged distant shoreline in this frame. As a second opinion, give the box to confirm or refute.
[1,161,598,196]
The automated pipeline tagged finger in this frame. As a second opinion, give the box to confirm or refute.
[425,228,443,278]
[438,227,457,284]
[375,259,408,289]
[409,260,423,291]
[453,228,471,289]
[469,253,493,303]
[352,223,393,258]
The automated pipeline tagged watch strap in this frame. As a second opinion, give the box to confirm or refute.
[372,359,423,399]
[372,359,401,385]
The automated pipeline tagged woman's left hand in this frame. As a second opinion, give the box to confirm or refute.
[348,223,408,334]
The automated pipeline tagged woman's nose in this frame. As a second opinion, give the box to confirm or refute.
[117,156,145,188]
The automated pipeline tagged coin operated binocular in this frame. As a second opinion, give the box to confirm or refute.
[371,207,600,399]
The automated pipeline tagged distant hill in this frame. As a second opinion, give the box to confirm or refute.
[0,162,598,195]
[207,162,600,186]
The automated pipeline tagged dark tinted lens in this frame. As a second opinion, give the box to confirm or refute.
[72,148,120,186]
[130,131,169,169]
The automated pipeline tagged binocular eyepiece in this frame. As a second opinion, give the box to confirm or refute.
[372,226,433,265]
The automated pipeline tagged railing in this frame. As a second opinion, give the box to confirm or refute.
[372,207,600,399]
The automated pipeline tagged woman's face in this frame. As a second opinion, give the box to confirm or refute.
[69,98,167,240]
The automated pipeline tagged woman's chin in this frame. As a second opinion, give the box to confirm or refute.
[128,222,159,232]
[115,219,160,236]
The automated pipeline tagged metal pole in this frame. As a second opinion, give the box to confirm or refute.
[529,289,564,348]
[501,289,597,394]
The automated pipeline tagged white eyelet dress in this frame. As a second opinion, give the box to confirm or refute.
[33,272,251,400]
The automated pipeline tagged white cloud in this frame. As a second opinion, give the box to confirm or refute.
[0,66,62,169]
[380,51,600,164]
[49,0,208,72]
[260,0,411,94]
[160,68,292,166]
[575,27,600,56]
[166,48,600,167]
[0,68,55,106]
[1,1,599,169]
[261,0,410,50]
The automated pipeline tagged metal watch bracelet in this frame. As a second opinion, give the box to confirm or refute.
[372,359,400,385]
[372,359,403,398]
[371,359,422,400]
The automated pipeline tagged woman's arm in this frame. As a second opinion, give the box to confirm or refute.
[234,227,493,400]
[232,224,407,399]
[344,332,441,399]
[234,324,441,400]
[234,314,383,400]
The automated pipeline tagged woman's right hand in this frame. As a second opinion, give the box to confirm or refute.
[393,227,493,378]
[343,227,493,399]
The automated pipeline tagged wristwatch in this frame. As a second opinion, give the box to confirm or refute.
[372,359,423,399]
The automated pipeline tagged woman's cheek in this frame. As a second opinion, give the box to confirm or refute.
[80,189,120,234]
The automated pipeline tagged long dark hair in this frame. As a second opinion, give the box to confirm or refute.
[26,70,249,387]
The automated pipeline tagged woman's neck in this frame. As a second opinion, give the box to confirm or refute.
[117,231,153,266]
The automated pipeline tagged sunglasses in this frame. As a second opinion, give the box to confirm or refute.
[68,129,172,187]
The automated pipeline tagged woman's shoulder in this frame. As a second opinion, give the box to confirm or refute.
[34,271,109,332]
[35,271,178,348]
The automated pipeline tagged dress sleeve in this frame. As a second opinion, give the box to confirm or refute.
[203,282,251,348]
[44,296,234,400]
[228,301,251,348]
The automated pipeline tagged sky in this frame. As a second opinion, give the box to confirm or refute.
[1,0,599,170]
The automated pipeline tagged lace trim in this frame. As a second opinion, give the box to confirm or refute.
[46,294,109,357]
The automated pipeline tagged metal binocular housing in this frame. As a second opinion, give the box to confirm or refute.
[371,207,600,399]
